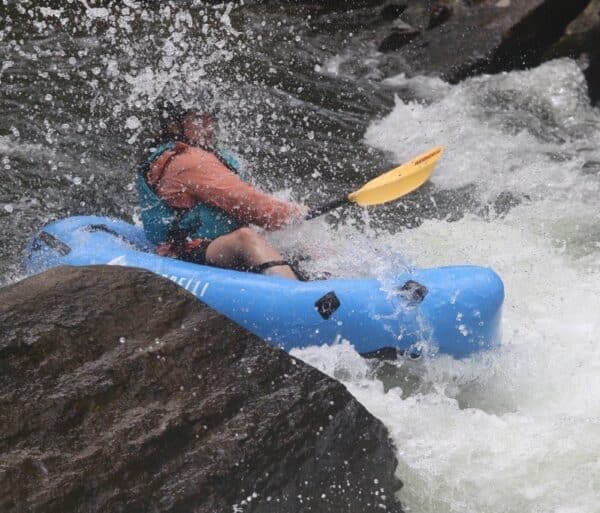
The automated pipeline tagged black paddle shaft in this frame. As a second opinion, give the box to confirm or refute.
[305,197,349,220]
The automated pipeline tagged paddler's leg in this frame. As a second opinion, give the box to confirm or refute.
[204,227,299,280]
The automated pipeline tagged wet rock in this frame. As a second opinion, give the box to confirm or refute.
[545,0,600,98]
[379,24,421,52]
[380,0,591,82]
[557,0,600,47]
[384,0,438,31]
[278,0,387,10]
[585,51,600,105]
[427,0,455,30]
[381,2,408,21]
[0,266,403,513]
[547,0,600,103]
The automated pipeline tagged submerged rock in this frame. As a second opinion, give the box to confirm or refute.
[0,266,403,513]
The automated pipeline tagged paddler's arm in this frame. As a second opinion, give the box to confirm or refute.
[173,147,305,230]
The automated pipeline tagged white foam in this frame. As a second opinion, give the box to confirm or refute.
[366,60,600,204]
[292,60,600,513]
[294,210,600,513]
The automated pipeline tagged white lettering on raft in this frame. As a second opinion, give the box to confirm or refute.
[107,255,127,266]
[191,280,200,295]
[200,283,209,297]
[161,273,210,297]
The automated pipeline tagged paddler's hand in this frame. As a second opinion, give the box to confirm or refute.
[288,203,309,224]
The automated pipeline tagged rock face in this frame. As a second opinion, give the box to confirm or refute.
[383,0,592,82]
[547,0,600,55]
[585,51,600,105]
[378,24,421,52]
[292,0,598,102]
[546,0,600,103]
[0,266,403,513]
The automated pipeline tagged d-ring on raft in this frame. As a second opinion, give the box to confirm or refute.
[25,216,504,359]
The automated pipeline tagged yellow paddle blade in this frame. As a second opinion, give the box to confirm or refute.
[348,146,443,206]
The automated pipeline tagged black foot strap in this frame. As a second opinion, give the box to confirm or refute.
[247,260,291,274]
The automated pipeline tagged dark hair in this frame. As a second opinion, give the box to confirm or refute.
[156,99,197,141]
[142,98,220,153]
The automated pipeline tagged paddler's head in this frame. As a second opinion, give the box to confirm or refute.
[180,110,218,148]
[158,100,218,148]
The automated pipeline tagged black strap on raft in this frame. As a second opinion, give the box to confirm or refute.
[247,260,307,280]
[86,224,138,249]
[247,260,291,274]
[34,231,71,256]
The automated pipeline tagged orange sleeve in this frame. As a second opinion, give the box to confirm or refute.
[164,146,302,230]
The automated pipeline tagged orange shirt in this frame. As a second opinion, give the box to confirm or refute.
[146,141,301,231]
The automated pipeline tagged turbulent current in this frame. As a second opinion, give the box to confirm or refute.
[295,62,600,512]
[1,2,599,512]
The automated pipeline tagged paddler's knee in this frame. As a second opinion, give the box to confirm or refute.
[228,226,264,248]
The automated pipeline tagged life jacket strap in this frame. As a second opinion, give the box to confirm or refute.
[165,208,196,250]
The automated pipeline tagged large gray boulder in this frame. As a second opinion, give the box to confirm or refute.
[0,266,403,513]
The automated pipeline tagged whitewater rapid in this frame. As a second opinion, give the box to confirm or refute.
[2,2,599,510]
[291,59,600,513]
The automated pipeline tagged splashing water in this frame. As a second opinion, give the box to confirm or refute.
[367,60,600,204]
[296,210,600,512]
[0,1,391,281]
[2,2,600,512]
[294,61,600,513]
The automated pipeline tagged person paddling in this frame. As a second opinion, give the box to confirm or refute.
[137,102,306,280]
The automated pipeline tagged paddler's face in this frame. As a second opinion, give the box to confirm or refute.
[182,111,217,147]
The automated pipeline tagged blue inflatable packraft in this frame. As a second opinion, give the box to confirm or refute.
[25,216,504,358]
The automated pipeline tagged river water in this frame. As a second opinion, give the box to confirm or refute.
[1,2,599,512]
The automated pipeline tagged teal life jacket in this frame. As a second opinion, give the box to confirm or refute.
[137,141,243,246]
